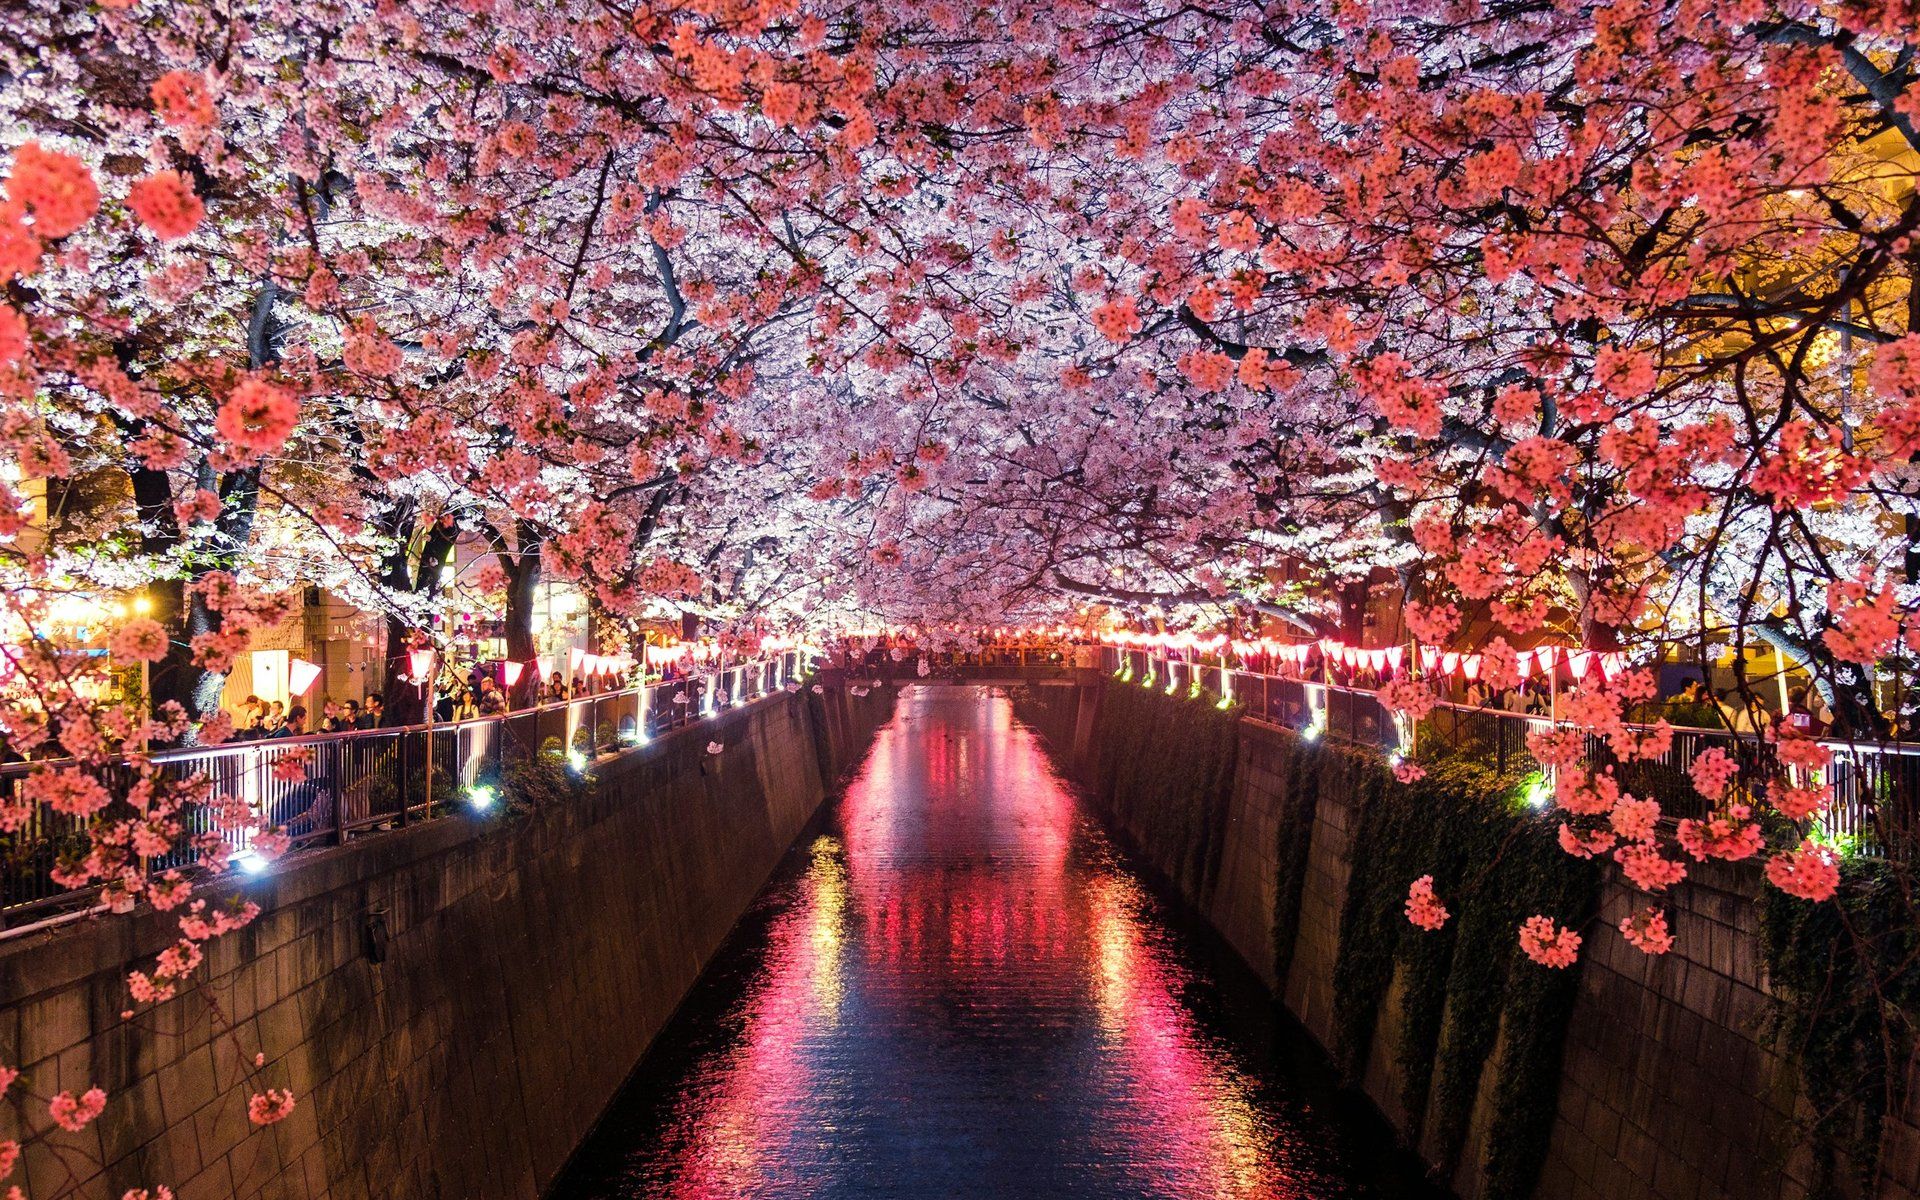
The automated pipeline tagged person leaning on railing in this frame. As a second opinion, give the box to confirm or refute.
[326,701,361,732]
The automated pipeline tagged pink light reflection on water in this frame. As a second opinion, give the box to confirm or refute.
[615,687,1360,1200]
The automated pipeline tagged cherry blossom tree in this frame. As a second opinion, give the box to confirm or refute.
[8,0,1920,1188]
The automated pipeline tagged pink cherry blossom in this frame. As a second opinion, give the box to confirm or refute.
[49,1086,107,1132]
[1404,875,1449,931]
[1518,916,1582,969]
[126,172,204,241]
[247,1088,296,1126]
[1765,841,1842,903]
[1619,908,1674,956]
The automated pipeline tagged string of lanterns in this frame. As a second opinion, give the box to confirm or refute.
[1098,630,1630,683]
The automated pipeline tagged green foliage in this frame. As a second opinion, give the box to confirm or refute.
[1084,676,1240,897]
[1326,748,1594,1199]
[1761,857,1920,1199]
[367,740,459,818]
[1266,733,1321,988]
[1010,682,1080,749]
[478,736,590,815]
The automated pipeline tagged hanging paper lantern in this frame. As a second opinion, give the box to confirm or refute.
[1419,645,1440,672]
[408,648,434,680]
[1367,649,1388,672]
[1441,652,1460,676]
[1461,654,1483,681]
[288,658,322,696]
[1384,646,1404,671]
[1569,651,1596,680]
[503,660,525,687]
[1514,650,1536,679]
[1601,651,1627,679]
[569,647,587,675]
[1535,646,1560,671]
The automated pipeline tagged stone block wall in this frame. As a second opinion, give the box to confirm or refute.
[0,684,896,1200]
[1537,860,1803,1200]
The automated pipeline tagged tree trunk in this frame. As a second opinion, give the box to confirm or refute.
[378,509,460,725]
[502,523,543,708]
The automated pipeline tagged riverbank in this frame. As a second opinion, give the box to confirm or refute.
[0,683,896,1200]
[1014,673,1918,1200]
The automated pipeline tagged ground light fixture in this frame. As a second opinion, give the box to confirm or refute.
[466,784,498,811]
[1520,770,1553,810]
[568,749,589,774]
[230,848,270,875]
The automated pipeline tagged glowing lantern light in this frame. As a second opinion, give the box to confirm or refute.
[1515,650,1536,679]
[408,648,434,680]
[1568,651,1597,680]
[569,648,587,675]
[1441,652,1460,676]
[503,660,525,687]
[1461,654,1483,681]
[288,658,322,697]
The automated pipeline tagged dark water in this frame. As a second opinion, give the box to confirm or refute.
[553,686,1447,1200]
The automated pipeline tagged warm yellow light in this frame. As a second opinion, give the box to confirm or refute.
[132,596,153,615]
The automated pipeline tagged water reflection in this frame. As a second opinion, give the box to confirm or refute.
[556,687,1444,1200]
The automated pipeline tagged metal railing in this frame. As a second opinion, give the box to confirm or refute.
[0,652,805,928]
[1097,646,1920,858]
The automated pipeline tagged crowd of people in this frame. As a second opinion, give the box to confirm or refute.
[223,660,649,741]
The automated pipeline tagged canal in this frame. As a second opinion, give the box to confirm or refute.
[553,685,1447,1199]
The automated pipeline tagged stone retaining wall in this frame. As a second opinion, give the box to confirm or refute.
[0,684,896,1200]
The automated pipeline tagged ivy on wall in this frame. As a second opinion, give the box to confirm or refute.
[495,737,589,811]
[1263,732,1321,989]
[1081,677,1241,899]
[1329,750,1595,1200]
[1762,857,1920,1199]
[1011,680,1082,751]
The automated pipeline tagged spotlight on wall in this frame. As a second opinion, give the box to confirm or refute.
[1520,771,1552,810]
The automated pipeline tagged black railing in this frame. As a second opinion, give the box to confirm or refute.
[0,653,804,930]
[1098,646,1920,858]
